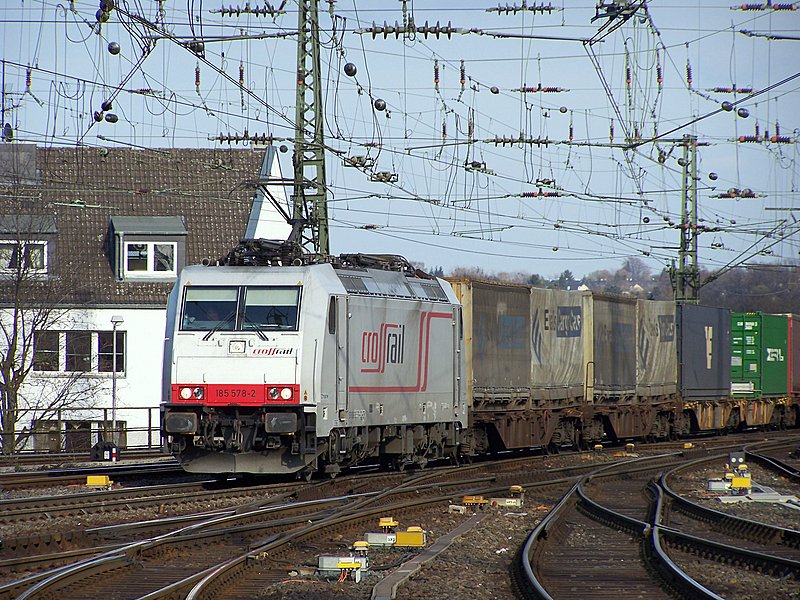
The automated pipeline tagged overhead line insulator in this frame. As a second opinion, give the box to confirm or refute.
[513,83,568,93]
[214,2,288,17]
[522,189,561,197]
[708,86,754,93]
[733,3,796,11]
[489,135,552,146]
[486,2,558,15]
[211,132,283,145]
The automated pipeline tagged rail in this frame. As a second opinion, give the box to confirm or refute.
[648,482,725,600]
[744,450,800,484]
[659,472,800,550]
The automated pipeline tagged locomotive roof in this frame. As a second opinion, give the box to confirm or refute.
[179,262,453,303]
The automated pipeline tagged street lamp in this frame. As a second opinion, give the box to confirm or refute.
[110,315,124,458]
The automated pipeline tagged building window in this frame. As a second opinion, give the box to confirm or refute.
[66,331,92,372]
[124,241,176,277]
[34,330,127,374]
[0,241,47,274]
[98,331,125,373]
[33,331,60,371]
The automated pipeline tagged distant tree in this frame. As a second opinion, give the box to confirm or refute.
[528,273,544,287]
[648,268,674,300]
[450,266,490,280]
[430,265,445,277]
[556,269,576,290]
[699,265,799,312]
[622,257,651,284]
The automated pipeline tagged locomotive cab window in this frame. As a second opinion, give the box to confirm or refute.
[327,296,336,334]
[181,287,238,331]
[243,287,300,331]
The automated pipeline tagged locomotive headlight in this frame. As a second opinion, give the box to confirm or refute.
[193,387,204,399]
[180,387,193,400]
[268,387,280,400]
[280,387,293,400]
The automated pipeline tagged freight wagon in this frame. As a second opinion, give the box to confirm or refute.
[449,279,795,453]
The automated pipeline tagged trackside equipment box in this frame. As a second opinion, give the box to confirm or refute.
[394,527,426,547]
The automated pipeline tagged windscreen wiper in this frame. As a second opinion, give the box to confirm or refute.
[202,310,237,341]
[241,314,268,341]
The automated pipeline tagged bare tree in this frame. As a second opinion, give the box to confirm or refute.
[0,149,101,454]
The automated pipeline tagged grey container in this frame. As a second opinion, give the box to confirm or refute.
[636,300,678,396]
[449,279,532,402]
[677,303,731,400]
[529,287,587,401]
[588,293,637,394]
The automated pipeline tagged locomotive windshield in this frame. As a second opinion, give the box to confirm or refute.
[181,287,238,331]
[243,287,300,330]
[180,285,300,332]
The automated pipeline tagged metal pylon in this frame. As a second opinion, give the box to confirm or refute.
[674,134,698,303]
[292,0,329,256]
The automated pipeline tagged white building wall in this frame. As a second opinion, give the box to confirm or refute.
[17,306,167,449]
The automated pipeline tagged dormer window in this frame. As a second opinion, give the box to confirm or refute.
[0,214,57,278]
[0,241,47,274]
[110,216,186,281]
[124,241,177,277]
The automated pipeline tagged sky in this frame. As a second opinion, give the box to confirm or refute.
[1,0,799,279]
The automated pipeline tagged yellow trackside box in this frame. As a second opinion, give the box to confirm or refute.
[731,476,751,489]
[394,527,426,547]
[462,495,488,506]
[86,475,111,487]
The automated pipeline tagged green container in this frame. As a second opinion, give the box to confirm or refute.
[730,312,789,397]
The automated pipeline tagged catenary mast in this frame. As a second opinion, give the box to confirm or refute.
[292,0,329,257]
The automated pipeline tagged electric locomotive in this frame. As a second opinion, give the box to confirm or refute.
[161,251,466,477]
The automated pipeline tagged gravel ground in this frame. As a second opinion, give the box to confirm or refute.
[669,547,800,599]
[670,463,800,531]
[254,491,560,600]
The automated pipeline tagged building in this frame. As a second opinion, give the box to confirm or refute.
[0,143,283,452]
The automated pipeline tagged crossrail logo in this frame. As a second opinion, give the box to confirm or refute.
[253,347,294,356]
[350,311,451,393]
[361,323,405,373]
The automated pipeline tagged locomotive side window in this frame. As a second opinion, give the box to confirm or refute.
[181,287,238,331]
[328,296,336,334]
[242,287,300,331]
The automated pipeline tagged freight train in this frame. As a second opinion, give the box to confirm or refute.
[160,246,799,476]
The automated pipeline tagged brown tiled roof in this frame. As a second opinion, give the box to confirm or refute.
[0,145,264,306]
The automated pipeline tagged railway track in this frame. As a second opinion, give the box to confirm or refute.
[0,460,183,490]
[0,449,168,468]
[0,450,627,599]
[511,438,800,600]
[2,432,797,599]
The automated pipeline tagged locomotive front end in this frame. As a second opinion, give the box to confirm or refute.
[161,265,319,474]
